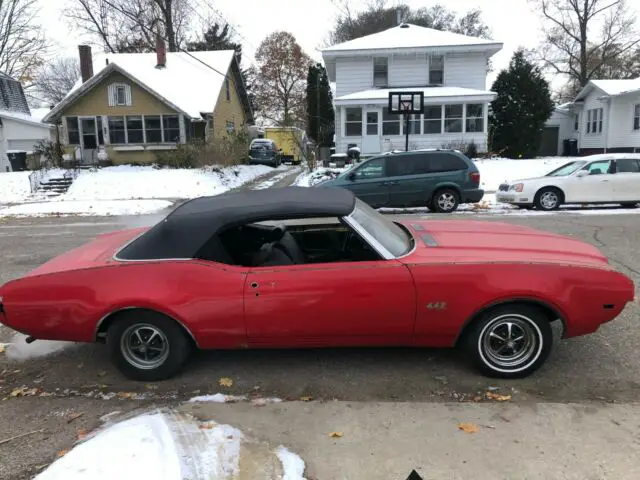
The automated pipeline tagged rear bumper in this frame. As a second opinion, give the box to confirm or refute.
[462,189,484,203]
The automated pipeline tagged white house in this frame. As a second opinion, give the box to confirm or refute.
[541,103,579,156]
[545,78,640,156]
[321,23,503,155]
[0,73,54,171]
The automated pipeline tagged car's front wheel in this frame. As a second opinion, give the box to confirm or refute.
[107,310,192,381]
[465,305,553,378]
[534,187,563,211]
[432,188,460,213]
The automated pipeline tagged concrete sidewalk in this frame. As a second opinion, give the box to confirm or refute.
[180,400,640,480]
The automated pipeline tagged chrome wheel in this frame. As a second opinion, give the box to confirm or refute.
[539,191,559,210]
[477,314,543,373]
[120,323,170,370]
[437,192,457,211]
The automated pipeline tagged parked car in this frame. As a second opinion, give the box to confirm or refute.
[496,153,640,211]
[314,149,484,213]
[249,139,281,167]
[0,187,633,381]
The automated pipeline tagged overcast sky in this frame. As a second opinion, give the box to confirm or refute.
[41,0,550,87]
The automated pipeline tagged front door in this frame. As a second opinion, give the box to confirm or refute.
[362,111,381,154]
[564,160,614,203]
[79,117,98,164]
[244,261,416,347]
[343,156,390,207]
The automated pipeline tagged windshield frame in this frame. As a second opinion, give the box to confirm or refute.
[343,198,414,260]
[545,161,587,177]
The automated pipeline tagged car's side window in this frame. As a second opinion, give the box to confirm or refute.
[427,153,468,173]
[354,157,386,179]
[615,159,640,173]
[583,160,612,175]
[387,154,427,177]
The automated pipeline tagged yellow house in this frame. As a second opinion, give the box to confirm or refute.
[43,42,253,166]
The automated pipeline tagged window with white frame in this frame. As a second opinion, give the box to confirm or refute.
[226,121,235,133]
[423,105,442,134]
[382,107,400,135]
[634,104,640,131]
[407,114,421,134]
[465,104,484,132]
[574,113,579,132]
[107,114,180,144]
[444,104,463,133]
[345,108,362,136]
[429,55,444,85]
[108,83,132,106]
[586,107,603,134]
[66,117,80,144]
[373,57,388,87]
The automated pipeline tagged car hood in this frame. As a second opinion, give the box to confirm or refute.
[399,219,610,267]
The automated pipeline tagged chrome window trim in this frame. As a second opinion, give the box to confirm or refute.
[343,211,395,260]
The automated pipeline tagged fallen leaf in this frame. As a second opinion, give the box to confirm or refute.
[67,412,84,423]
[218,377,233,387]
[10,387,27,397]
[300,396,313,402]
[97,371,108,377]
[329,432,343,438]
[199,422,216,430]
[486,392,512,402]
[0,344,6,354]
[117,392,135,399]
[56,449,70,457]
[145,384,158,390]
[472,395,483,402]
[77,429,89,440]
[457,423,480,434]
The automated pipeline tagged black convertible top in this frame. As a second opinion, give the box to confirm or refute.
[116,186,356,261]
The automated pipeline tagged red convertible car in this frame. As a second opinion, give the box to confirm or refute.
[0,187,634,381]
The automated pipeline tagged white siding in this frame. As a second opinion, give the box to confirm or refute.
[580,90,607,150]
[546,109,578,155]
[444,52,488,90]
[388,53,428,87]
[335,57,373,97]
[0,117,54,171]
[608,94,640,150]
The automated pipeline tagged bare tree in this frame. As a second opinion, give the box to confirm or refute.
[0,0,47,83]
[253,32,311,128]
[65,0,191,52]
[533,0,639,87]
[33,57,80,104]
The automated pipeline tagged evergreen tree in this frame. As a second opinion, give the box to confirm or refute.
[306,63,335,147]
[489,50,554,158]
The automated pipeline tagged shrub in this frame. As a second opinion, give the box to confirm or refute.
[33,139,64,168]
[155,131,250,169]
[464,140,478,159]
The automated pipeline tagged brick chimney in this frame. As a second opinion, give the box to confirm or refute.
[78,45,94,83]
[156,34,166,68]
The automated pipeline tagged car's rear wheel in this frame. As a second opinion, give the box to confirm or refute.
[107,310,192,381]
[432,188,460,213]
[465,305,553,379]
[534,187,563,211]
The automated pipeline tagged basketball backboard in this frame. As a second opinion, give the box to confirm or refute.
[388,91,424,115]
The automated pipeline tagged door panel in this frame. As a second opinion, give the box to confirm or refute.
[244,261,416,346]
[612,159,640,201]
[362,111,381,154]
[344,157,390,207]
[563,160,614,202]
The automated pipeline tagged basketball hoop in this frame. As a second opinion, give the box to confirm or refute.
[400,99,413,113]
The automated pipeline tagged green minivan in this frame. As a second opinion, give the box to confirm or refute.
[315,150,484,213]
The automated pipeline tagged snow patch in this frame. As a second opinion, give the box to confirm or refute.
[189,394,248,403]
[0,199,173,217]
[0,171,32,204]
[276,446,307,480]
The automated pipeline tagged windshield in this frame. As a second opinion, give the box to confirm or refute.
[545,161,587,177]
[348,198,413,258]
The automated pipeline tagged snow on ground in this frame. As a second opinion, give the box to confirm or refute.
[0,171,32,203]
[35,409,306,480]
[0,199,173,217]
[189,393,284,406]
[252,165,301,190]
[474,157,571,192]
[294,166,350,187]
[63,164,274,201]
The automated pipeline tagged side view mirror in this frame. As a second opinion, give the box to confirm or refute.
[576,170,589,177]
[348,172,356,181]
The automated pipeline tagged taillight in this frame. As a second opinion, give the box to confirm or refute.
[469,171,480,184]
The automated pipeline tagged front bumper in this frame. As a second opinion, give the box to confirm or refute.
[495,191,533,205]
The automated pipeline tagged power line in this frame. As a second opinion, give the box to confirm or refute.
[101,0,231,81]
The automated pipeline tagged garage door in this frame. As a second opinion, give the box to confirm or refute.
[538,126,560,156]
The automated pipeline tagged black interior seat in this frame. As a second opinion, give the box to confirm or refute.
[275,232,307,264]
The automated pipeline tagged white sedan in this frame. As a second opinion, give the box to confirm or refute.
[496,154,640,211]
